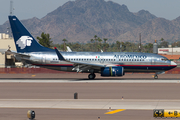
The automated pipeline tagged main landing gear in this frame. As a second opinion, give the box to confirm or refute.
[88,73,96,79]
[154,74,158,79]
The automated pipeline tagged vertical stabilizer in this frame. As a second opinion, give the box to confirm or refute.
[8,15,54,53]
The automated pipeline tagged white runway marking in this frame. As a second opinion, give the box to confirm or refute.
[0,99,180,110]
[0,79,179,83]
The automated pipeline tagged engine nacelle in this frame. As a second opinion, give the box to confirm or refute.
[101,66,124,77]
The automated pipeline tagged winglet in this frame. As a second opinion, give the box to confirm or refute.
[54,47,65,61]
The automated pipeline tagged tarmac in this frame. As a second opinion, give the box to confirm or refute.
[0,73,180,120]
[0,108,153,120]
[0,99,180,110]
[0,72,180,79]
[0,82,180,99]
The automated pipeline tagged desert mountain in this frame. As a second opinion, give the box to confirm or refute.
[118,18,180,43]
[1,0,180,43]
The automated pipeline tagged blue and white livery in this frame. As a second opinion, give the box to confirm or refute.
[8,15,177,79]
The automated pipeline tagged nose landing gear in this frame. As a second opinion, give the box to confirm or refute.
[88,73,96,79]
[154,71,165,79]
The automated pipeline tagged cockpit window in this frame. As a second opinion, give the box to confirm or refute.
[161,58,168,61]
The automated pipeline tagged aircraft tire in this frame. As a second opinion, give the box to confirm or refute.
[154,75,158,79]
[88,73,96,79]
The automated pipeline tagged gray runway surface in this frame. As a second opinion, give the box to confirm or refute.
[1,79,180,83]
[0,99,180,110]
[0,79,179,120]
[1,73,180,79]
[0,82,179,99]
[0,108,153,120]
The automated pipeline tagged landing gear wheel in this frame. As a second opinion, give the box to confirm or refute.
[88,73,96,79]
[154,75,158,79]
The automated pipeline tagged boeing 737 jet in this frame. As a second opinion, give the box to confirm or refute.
[8,15,177,79]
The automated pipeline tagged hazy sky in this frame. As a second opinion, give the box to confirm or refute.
[1,0,180,25]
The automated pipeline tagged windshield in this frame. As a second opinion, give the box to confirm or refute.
[161,58,169,61]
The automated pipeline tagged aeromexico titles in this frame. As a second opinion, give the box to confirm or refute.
[8,15,177,79]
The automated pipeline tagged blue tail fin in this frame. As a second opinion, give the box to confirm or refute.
[8,15,54,53]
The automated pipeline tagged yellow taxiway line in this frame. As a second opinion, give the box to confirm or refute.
[105,109,126,114]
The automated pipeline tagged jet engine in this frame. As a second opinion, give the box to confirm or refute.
[101,66,124,77]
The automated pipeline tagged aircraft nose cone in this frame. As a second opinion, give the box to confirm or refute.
[171,61,177,66]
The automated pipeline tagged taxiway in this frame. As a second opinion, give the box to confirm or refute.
[0,76,179,120]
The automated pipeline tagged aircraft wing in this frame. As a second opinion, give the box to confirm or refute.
[54,47,105,72]
[72,61,105,67]
[71,61,105,72]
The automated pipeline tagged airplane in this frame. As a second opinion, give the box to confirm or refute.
[8,15,177,79]
[66,46,72,52]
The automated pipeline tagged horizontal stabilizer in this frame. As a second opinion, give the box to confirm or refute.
[6,51,30,57]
